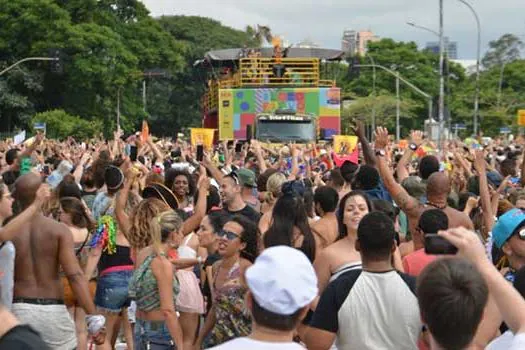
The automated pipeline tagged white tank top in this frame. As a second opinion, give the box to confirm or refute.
[177,233,197,259]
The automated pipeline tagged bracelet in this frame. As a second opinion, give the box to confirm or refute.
[86,314,106,335]
[197,256,203,264]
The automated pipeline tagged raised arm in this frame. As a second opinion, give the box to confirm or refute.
[352,121,375,167]
[473,150,494,237]
[0,185,50,242]
[442,228,525,335]
[396,130,424,183]
[181,170,210,235]
[251,140,267,173]
[374,127,420,216]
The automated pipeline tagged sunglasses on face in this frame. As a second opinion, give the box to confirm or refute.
[217,230,240,241]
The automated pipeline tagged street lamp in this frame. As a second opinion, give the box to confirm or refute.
[353,63,433,142]
[457,0,481,136]
[0,57,59,76]
[438,0,445,148]
[406,22,440,37]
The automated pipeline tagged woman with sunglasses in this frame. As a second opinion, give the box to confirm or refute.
[197,215,259,348]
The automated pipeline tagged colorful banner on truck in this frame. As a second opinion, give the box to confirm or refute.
[218,87,341,140]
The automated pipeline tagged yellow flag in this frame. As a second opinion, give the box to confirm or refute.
[333,135,358,155]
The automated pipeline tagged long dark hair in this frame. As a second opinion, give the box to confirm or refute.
[337,190,373,240]
[263,183,316,262]
[228,215,259,263]
[60,197,96,231]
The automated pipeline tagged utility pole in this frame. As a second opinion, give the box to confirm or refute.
[438,0,445,147]
[396,73,400,141]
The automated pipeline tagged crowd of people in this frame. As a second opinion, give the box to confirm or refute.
[1,123,525,349]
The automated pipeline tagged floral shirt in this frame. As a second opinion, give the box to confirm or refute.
[206,261,251,347]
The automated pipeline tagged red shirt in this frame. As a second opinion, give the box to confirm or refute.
[402,249,437,277]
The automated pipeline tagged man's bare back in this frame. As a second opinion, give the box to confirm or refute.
[11,214,77,300]
[310,215,339,251]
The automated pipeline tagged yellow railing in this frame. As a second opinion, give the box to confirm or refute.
[203,58,336,112]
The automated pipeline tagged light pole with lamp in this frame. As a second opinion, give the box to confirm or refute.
[438,0,445,147]
[457,0,481,136]
[353,63,433,142]
[406,21,450,139]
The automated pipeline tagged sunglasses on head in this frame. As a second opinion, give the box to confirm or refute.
[217,230,240,240]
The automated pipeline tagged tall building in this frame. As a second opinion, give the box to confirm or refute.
[342,29,357,53]
[342,29,380,55]
[425,37,458,59]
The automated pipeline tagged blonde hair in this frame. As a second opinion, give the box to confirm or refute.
[150,210,183,253]
[265,172,286,204]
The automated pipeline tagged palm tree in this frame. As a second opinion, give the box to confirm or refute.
[246,24,273,47]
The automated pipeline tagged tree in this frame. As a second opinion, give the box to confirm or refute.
[341,39,466,133]
[32,109,102,139]
[482,34,524,69]
[342,94,418,135]
[155,16,259,133]
[246,25,273,47]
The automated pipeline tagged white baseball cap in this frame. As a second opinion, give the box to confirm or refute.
[245,246,318,315]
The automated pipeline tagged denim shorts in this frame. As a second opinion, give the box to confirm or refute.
[134,319,175,350]
[94,270,133,313]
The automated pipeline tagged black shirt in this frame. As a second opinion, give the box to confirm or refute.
[0,325,50,350]
[2,170,19,187]
[226,205,261,224]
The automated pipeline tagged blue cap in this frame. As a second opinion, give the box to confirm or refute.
[492,208,525,248]
[486,171,503,188]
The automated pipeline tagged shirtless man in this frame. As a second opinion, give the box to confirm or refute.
[10,174,105,350]
[310,186,339,252]
[374,127,473,254]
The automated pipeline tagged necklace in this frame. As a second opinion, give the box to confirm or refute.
[426,200,447,210]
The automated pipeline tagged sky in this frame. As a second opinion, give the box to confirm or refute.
[141,0,525,60]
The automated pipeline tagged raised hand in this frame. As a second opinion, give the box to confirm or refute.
[351,120,366,140]
[473,149,486,173]
[374,127,390,150]
[410,130,424,147]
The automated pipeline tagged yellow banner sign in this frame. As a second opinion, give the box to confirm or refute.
[190,128,215,150]
[333,135,358,155]
[518,110,525,126]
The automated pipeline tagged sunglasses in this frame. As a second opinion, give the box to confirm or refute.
[217,230,240,241]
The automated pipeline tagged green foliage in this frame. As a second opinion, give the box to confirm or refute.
[32,109,102,139]
[482,34,524,69]
[341,94,418,134]
[1,2,523,139]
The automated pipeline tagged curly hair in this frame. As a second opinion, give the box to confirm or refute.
[164,168,196,197]
[229,215,259,263]
[127,198,170,250]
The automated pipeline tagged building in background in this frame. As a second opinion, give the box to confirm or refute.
[425,37,458,59]
[342,29,379,55]
[296,38,320,49]
[451,59,477,75]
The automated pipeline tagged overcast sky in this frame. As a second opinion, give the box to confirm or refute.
[141,0,525,59]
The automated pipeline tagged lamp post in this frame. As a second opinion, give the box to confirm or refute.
[457,0,481,136]
[353,63,433,141]
[406,22,440,37]
[438,0,445,147]
[0,57,58,76]
[368,54,377,139]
